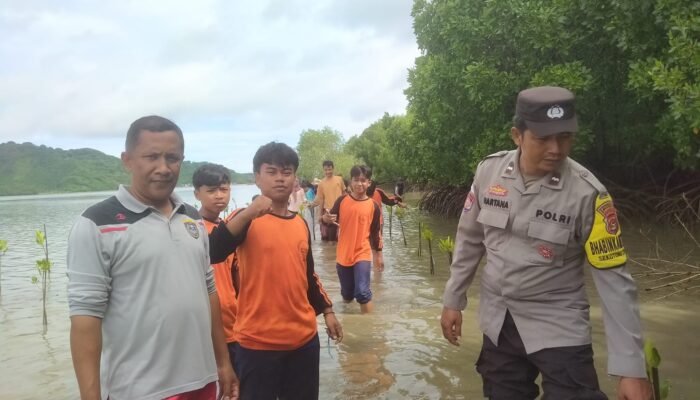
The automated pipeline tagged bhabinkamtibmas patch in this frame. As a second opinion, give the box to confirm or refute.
[585,193,627,268]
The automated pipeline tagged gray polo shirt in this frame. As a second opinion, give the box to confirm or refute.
[67,185,217,400]
[443,150,646,378]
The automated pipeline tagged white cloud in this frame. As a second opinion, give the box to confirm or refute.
[0,0,419,172]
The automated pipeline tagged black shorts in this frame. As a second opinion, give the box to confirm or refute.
[233,334,320,400]
[476,311,608,400]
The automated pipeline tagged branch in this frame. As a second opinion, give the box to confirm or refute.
[645,273,700,291]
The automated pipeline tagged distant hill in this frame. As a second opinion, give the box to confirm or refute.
[0,142,253,196]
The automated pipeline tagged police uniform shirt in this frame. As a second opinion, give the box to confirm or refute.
[443,150,646,378]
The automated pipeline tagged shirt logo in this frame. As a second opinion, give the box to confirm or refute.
[184,220,200,239]
[115,213,126,221]
[546,105,565,119]
[463,190,476,212]
[596,200,619,235]
[538,245,554,260]
[487,184,508,197]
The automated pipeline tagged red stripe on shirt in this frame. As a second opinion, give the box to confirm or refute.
[100,226,128,233]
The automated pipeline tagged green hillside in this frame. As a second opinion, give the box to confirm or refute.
[0,142,253,196]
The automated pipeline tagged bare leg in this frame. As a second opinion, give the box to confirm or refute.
[360,301,373,314]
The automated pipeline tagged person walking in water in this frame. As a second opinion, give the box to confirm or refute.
[440,87,651,399]
[324,165,383,314]
[310,160,346,241]
[67,115,238,400]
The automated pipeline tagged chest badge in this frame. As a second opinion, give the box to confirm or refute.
[487,184,508,197]
[184,220,200,239]
[538,245,554,260]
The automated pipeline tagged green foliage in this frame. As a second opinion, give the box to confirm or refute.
[628,1,700,170]
[421,226,433,241]
[644,339,661,370]
[180,161,252,187]
[35,230,45,247]
[437,236,455,253]
[395,206,406,219]
[645,339,671,399]
[346,113,412,183]
[403,0,698,189]
[34,227,51,332]
[438,235,455,265]
[35,258,51,272]
[0,142,252,196]
[296,127,358,182]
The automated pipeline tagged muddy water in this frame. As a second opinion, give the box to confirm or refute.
[0,188,698,399]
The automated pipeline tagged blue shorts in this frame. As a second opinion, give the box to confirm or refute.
[336,261,372,304]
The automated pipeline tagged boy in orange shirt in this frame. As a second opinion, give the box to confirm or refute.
[323,165,383,314]
[193,164,239,369]
[208,142,342,400]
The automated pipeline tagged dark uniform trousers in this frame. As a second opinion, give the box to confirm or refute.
[476,311,608,400]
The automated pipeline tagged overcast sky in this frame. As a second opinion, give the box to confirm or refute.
[0,0,420,172]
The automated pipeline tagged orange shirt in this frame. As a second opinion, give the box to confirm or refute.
[315,175,346,210]
[229,212,332,350]
[331,194,382,266]
[202,218,238,343]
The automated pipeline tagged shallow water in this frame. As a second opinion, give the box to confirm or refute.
[0,188,698,399]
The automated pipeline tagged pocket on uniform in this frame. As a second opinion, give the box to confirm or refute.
[477,209,509,250]
[526,221,570,266]
[527,221,569,245]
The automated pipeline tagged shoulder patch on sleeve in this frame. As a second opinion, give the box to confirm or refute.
[585,193,627,269]
[484,150,510,159]
[578,168,606,193]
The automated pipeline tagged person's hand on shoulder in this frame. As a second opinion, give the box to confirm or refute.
[617,376,652,400]
[440,307,462,346]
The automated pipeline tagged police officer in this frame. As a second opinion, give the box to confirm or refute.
[440,86,652,399]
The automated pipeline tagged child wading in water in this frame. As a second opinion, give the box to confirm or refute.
[209,142,342,400]
[324,165,383,314]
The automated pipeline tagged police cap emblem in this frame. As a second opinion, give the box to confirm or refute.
[546,105,565,119]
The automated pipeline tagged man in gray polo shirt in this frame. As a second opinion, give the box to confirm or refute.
[440,87,652,399]
[67,116,238,400]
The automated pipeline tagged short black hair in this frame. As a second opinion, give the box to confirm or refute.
[253,142,299,173]
[350,165,372,180]
[322,160,334,168]
[513,114,528,133]
[125,115,184,152]
[367,180,377,196]
[192,163,231,189]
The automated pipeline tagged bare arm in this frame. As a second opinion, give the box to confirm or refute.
[70,315,102,400]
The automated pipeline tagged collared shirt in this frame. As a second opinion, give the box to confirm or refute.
[443,150,646,378]
[67,185,217,400]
